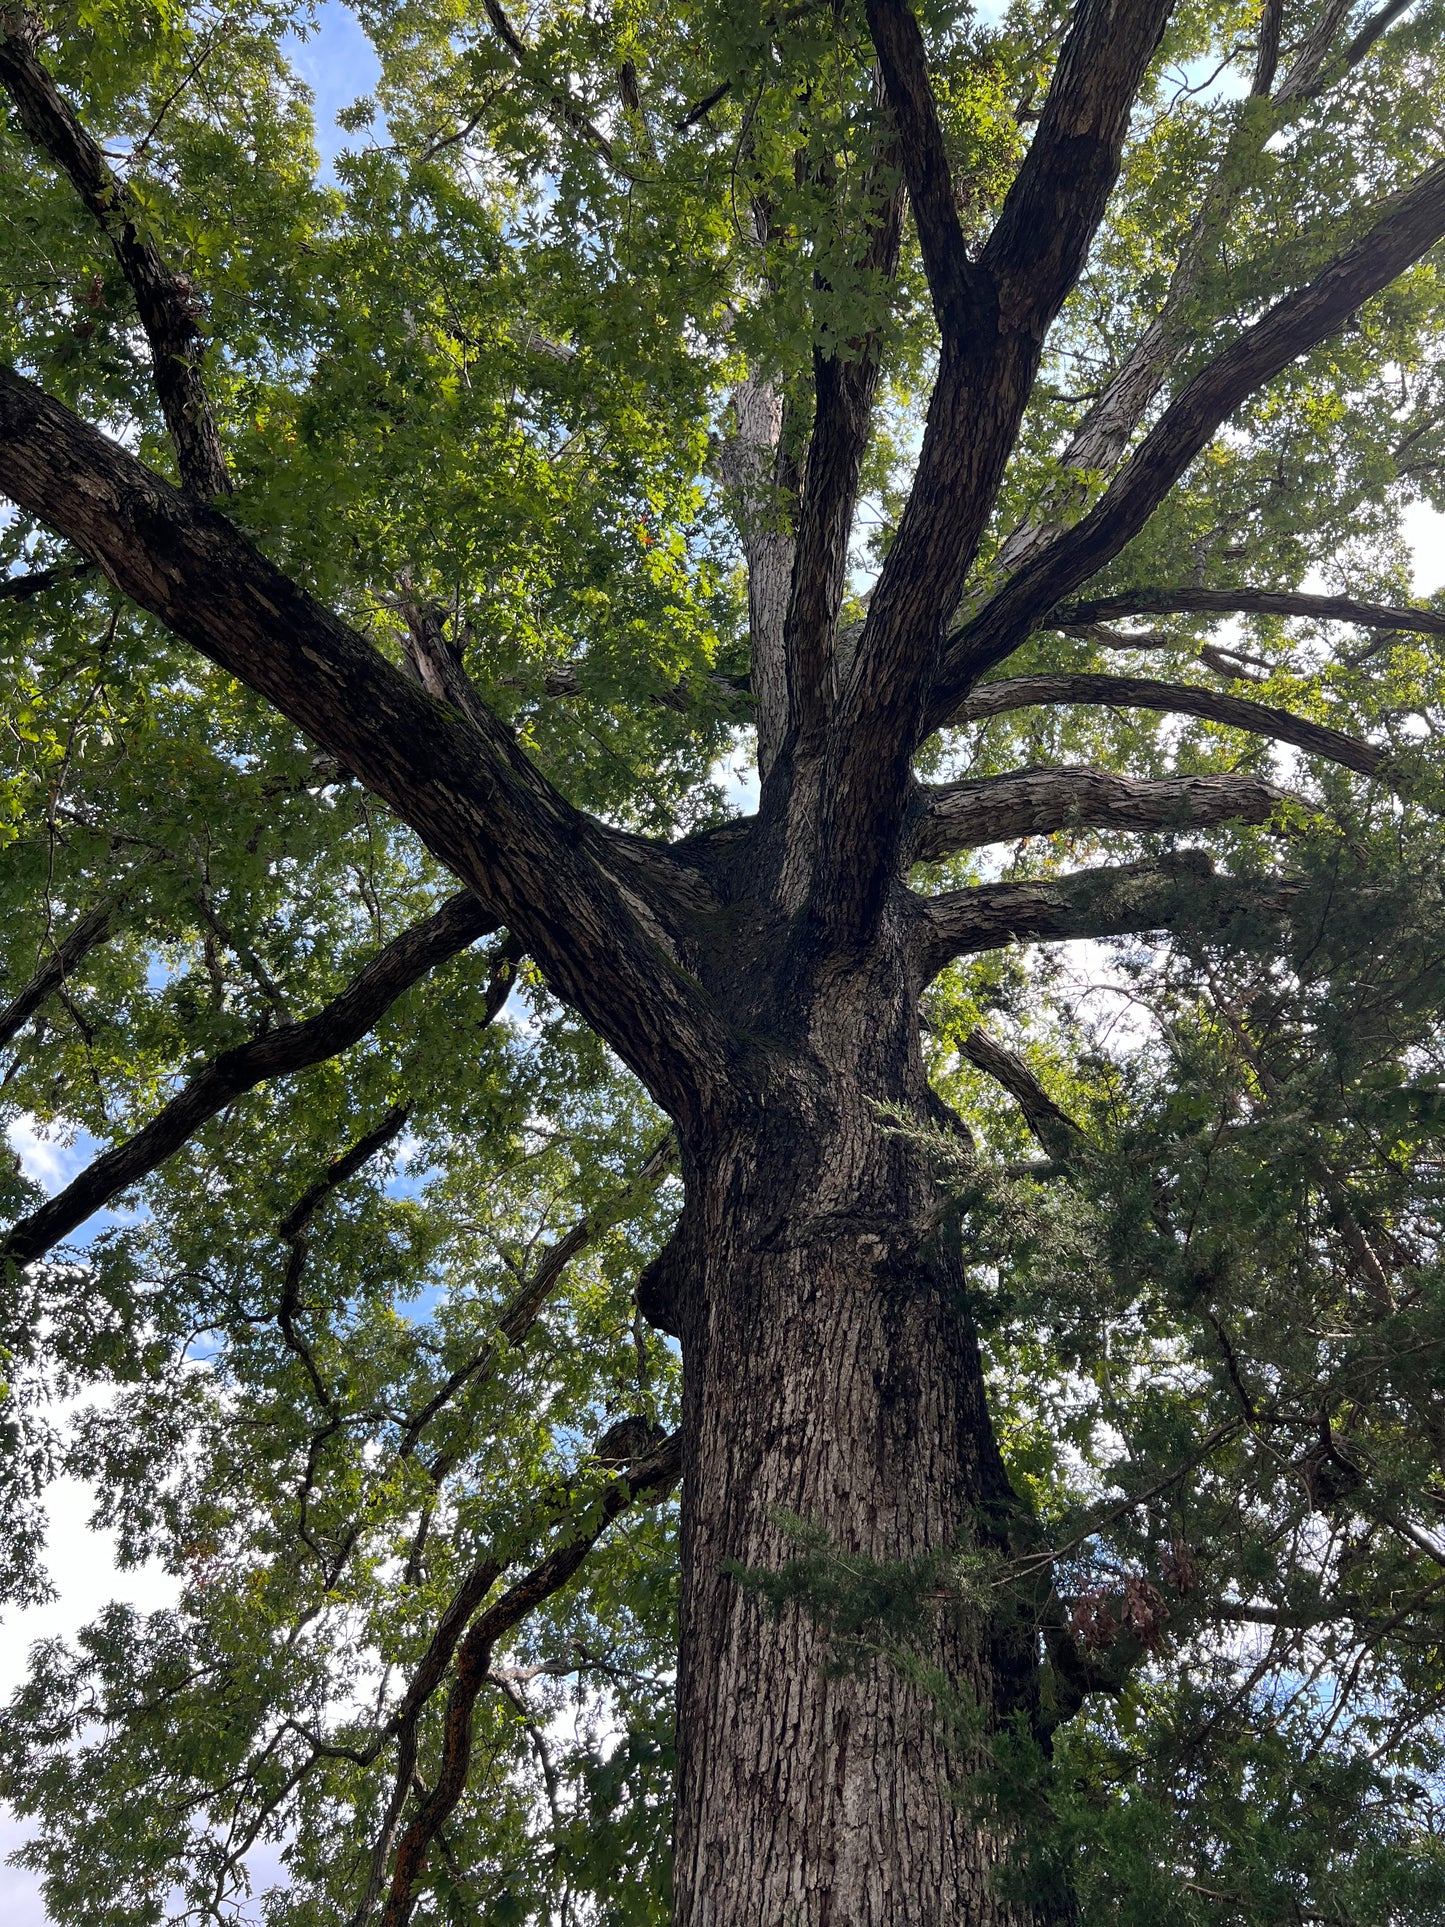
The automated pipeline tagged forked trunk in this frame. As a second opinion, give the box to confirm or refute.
[667,944,1059,1926]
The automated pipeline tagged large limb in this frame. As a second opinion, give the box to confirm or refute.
[2,895,505,1267]
[817,0,1172,933]
[1052,586,1445,637]
[714,372,795,783]
[913,767,1287,862]
[0,10,229,497]
[949,672,1384,776]
[0,367,734,1130]
[913,852,1299,979]
[933,158,1445,717]
[995,0,1418,575]
[778,138,905,781]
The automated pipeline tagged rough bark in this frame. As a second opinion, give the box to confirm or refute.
[671,917,1050,1927]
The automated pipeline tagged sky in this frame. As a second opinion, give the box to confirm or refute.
[4,5,1445,1917]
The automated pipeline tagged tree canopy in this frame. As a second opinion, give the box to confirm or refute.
[3,0,1445,1922]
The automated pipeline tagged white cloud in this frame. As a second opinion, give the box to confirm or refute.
[0,1453,180,1922]
[1403,499,1445,595]
[5,1117,96,1197]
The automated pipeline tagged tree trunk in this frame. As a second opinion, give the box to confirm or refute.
[668,932,1054,1926]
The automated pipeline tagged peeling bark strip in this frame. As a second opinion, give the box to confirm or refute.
[2,893,501,1266]
[0,10,230,497]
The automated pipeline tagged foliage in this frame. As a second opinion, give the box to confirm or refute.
[1,0,1445,1922]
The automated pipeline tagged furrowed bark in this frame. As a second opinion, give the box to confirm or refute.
[671,928,1053,1925]
[934,158,1445,714]
[0,364,736,1131]
[2,894,502,1266]
[913,767,1288,862]
[817,0,1172,937]
[0,9,230,497]
[947,672,1384,776]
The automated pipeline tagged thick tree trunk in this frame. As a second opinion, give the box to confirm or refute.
[668,933,1054,1926]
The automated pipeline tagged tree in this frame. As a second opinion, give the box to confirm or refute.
[2,0,1445,1920]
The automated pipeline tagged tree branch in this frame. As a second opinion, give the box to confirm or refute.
[0,9,229,496]
[2,894,505,1267]
[278,1103,414,1413]
[396,1132,676,1471]
[0,363,735,1131]
[1053,586,1445,637]
[978,0,1173,325]
[713,369,795,783]
[945,672,1384,776]
[961,1025,1086,1156]
[0,557,90,602]
[377,1429,683,1927]
[913,851,1299,979]
[863,0,981,333]
[482,0,615,164]
[936,157,1445,714]
[816,0,1171,939]
[912,766,1288,862]
[779,128,906,777]
[0,892,120,1050]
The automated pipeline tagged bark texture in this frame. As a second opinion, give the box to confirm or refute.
[670,920,1046,1927]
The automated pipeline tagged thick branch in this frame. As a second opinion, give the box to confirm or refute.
[781,138,906,771]
[0,10,229,496]
[1054,587,1445,637]
[979,0,1173,324]
[863,1,981,332]
[819,0,1171,938]
[0,557,90,602]
[913,767,1287,862]
[714,372,795,781]
[0,893,119,1050]
[995,0,1418,578]
[937,158,1445,713]
[0,365,735,1130]
[948,673,1383,776]
[482,0,614,163]
[962,1026,1085,1156]
[2,894,501,1267]
[378,1430,682,1927]
[913,851,1300,979]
